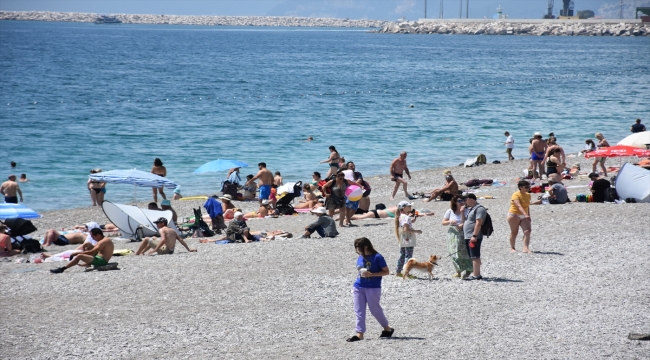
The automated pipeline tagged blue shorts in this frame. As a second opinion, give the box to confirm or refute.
[345,199,360,211]
[259,185,271,200]
[54,235,69,246]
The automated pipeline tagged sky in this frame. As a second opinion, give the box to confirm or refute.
[1,0,648,20]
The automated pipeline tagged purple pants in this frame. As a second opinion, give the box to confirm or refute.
[353,287,389,333]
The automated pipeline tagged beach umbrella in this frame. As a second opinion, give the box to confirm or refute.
[89,169,179,203]
[617,131,650,149]
[193,159,248,174]
[584,145,650,158]
[0,203,42,220]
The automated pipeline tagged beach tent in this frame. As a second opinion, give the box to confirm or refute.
[101,201,174,238]
[614,163,650,203]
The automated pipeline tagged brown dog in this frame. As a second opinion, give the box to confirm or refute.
[403,255,439,281]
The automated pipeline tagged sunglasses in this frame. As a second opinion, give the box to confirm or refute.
[456,199,465,203]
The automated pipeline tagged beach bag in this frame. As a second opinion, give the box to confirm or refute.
[605,188,619,202]
[21,239,43,254]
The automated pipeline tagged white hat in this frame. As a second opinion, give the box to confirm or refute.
[261,199,270,205]
[533,132,542,137]
[311,207,327,215]
[397,201,412,209]
[233,211,243,218]
[219,194,233,201]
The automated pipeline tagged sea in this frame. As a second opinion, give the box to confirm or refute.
[1,21,648,211]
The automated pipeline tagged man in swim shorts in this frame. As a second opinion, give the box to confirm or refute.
[1,175,23,204]
[135,217,196,255]
[50,228,114,273]
[425,170,459,202]
[245,162,274,205]
[530,132,547,180]
[389,152,415,201]
[43,226,93,247]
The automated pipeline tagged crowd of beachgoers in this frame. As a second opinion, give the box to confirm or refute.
[2,120,649,350]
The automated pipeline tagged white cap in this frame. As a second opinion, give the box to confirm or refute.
[234,211,243,218]
[397,201,412,209]
[311,207,327,215]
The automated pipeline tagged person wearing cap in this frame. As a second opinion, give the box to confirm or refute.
[425,169,459,202]
[588,172,611,203]
[529,132,547,180]
[630,118,646,133]
[504,131,515,161]
[463,194,486,280]
[301,207,338,238]
[226,212,253,243]
[172,186,183,200]
[394,201,421,276]
[136,217,196,255]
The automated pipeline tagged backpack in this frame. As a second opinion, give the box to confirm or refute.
[470,205,494,238]
[21,239,43,254]
[605,188,619,202]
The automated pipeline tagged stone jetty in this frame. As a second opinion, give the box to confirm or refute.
[378,20,650,36]
[0,11,389,28]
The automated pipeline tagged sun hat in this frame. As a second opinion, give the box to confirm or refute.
[233,211,243,218]
[161,199,171,206]
[443,169,452,176]
[173,186,181,194]
[153,217,168,224]
[219,194,233,201]
[397,201,412,209]
[311,207,327,215]
[261,199,270,205]
[533,132,542,137]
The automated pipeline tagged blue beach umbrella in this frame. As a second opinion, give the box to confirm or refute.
[89,169,179,203]
[193,159,249,174]
[0,203,42,220]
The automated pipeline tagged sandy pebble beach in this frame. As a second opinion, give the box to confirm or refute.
[2,156,649,358]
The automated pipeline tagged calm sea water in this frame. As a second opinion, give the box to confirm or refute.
[1,21,648,211]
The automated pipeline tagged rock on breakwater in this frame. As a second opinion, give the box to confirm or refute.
[0,11,389,28]
[378,20,650,36]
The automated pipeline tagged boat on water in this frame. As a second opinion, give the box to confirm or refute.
[94,15,122,24]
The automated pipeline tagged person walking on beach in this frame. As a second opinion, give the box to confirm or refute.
[507,180,532,254]
[442,195,472,278]
[593,132,610,177]
[504,131,515,161]
[394,201,421,276]
[245,162,274,205]
[151,158,167,202]
[322,171,351,227]
[1,175,23,204]
[346,237,394,342]
[390,152,415,200]
[530,133,547,180]
[463,194,486,280]
[631,118,646,133]
[319,145,341,179]
[50,228,114,273]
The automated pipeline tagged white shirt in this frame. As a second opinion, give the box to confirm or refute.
[443,209,463,225]
[398,214,416,247]
[505,135,514,149]
[342,169,355,182]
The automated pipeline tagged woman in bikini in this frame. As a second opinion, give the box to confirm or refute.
[87,169,106,206]
[507,180,532,253]
[294,184,320,209]
[545,148,563,176]
[151,158,167,203]
[319,145,341,179]
[593,132,610,177]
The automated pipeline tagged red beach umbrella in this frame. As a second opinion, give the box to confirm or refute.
[584,145,650,158]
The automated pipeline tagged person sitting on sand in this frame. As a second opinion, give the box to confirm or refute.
[532,175,568,205]
[172,186,183,200]
[0,225,21,257]
[295,184,320,209]
[226,212,253,243]
[136,217,196,255]
[50,228,114,273]
[220,194,236,219]
[242,175,257,200]
[301,207,338,239]
[425,169,459,202]
[588,173,611,203]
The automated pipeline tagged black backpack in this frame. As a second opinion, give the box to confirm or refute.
[605,188,619,202]
[21,239,43,254]
[471,205,494,238]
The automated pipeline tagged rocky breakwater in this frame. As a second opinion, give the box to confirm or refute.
[0,11,389,28]
[378,21,650,36]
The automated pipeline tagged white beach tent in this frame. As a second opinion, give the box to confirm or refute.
[614,163,650,203]
[102,201,174,238]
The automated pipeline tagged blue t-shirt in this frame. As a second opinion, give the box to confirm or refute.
[353,253,387,289]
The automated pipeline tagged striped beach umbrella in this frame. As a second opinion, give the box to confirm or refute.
[0,203,42,220]
[89,169,178,189]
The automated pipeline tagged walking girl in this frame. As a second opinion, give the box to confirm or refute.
[442,195,473,278]
[347,237,394,342]
[394,201,421,276]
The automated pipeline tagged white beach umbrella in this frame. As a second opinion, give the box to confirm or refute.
[617,131,650,149]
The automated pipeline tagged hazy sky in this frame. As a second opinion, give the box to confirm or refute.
[1,0,647,19]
